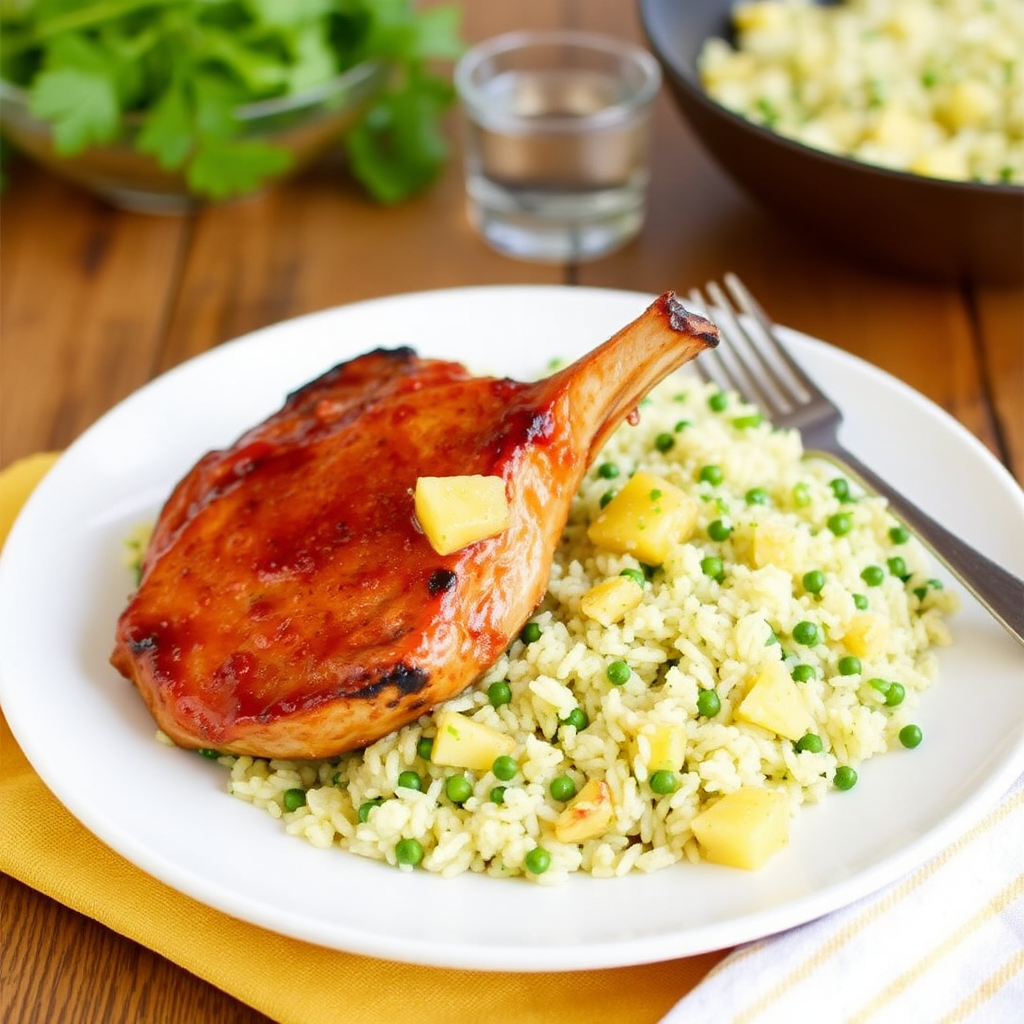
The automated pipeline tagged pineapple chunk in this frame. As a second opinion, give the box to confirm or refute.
[911,144,969,181]
[750,519,806,573]
[733,1,788,34]
[414,475,509,556]
[554,779,614,843]
[868,106,926,154]
[691,786,789,869]
[843,612,891,659]
[942,80,999,130]
[587,471,698,564]
[430,710,515,771]
[735,662,811,741]
[632,722,687,773]
[580,575,644,626]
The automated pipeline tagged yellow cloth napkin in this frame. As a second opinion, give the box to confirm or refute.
[0,454,726,1024]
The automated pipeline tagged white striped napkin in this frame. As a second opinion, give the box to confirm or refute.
[660,775,1024,1024]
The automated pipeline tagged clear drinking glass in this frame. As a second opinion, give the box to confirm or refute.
[455,31,661,263]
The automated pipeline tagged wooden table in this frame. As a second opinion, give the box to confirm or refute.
[2,3,1021,1022]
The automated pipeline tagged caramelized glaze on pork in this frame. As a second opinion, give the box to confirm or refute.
[111,294,718,758]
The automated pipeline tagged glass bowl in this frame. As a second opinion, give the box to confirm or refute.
[0,59,388,214]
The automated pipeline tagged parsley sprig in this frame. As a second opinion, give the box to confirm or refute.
[0,0,464,203]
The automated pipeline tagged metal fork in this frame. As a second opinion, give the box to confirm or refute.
[687,273,1024,649]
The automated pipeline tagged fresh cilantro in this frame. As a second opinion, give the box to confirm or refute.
[188,137,294,200]
[0,0,464,203]
[347,67,453,205]
[28,66,119,152]
[136,76,192,170]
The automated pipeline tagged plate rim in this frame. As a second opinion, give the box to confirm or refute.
[2,283,1023,972]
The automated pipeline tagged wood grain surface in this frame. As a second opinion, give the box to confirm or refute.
[1,2,1021,1023]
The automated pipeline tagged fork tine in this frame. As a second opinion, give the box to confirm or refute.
[703,280,790,414]
[723,273,817,405]
[688,286,782,416]
[685,289,744,397]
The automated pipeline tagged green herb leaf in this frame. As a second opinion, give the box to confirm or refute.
[285,22,338,93]
[200,26,291,96]
[187,136,293,199]
[137,79,193,170]
[346,71,453,204]
[3,0,464,203]
[28,66,119,153]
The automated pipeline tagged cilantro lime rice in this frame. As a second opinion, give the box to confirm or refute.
[195,372,955,883]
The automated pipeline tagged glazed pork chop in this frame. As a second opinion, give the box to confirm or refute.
[111,294,718,758]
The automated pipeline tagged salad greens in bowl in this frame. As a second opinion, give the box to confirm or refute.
[0,0,463,212]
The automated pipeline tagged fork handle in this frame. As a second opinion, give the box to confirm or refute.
[815,447,1024,650]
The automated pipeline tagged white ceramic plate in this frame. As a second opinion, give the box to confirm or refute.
[2,286,1023,972]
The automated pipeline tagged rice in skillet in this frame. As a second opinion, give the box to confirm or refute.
[214,372,956,883]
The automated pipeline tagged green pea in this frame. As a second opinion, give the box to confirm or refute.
[745,487,770,506]
[606,660,631,685]
[655,432,675,453]
[853,593,869,610]
[834,765,858,790]
[732,413,763,429]
[492,755,518,781]
[282,788,306,812]
[524,846,552,875]
[889,525,910,544]
[358,798,384,822]
[899,724,923,748]
[649,770,678,794]
[708,391,728,412]
[674,419,691,432]
[791,663,815,683]
[707,519,732,542]
[887,556,909,579]
[549,776,576,802]
[397,770,422,791]
[795,733,824,754]
[487,679,512,707]
[696,689,721,717]
[561,707,589,732]
[520,622,541,644]
[197,748,222,759]
[597,462,620,479]
[830,477,850,500]
[490,786,507,804]
[802,570,825,594]
[885,682,906,707]
[792,620,820,646]
[860,565,885,587]
[619,567,645,587]
[445,774,473,804]
[701,555,725,580]
[600,489,617,508]
[868,677,891,698]
[416,736,434,760]
[699,464,724,485]
[827,512,853,536]
[838,656,862,676]
[395,838,423,866]
[792,482,811,507]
